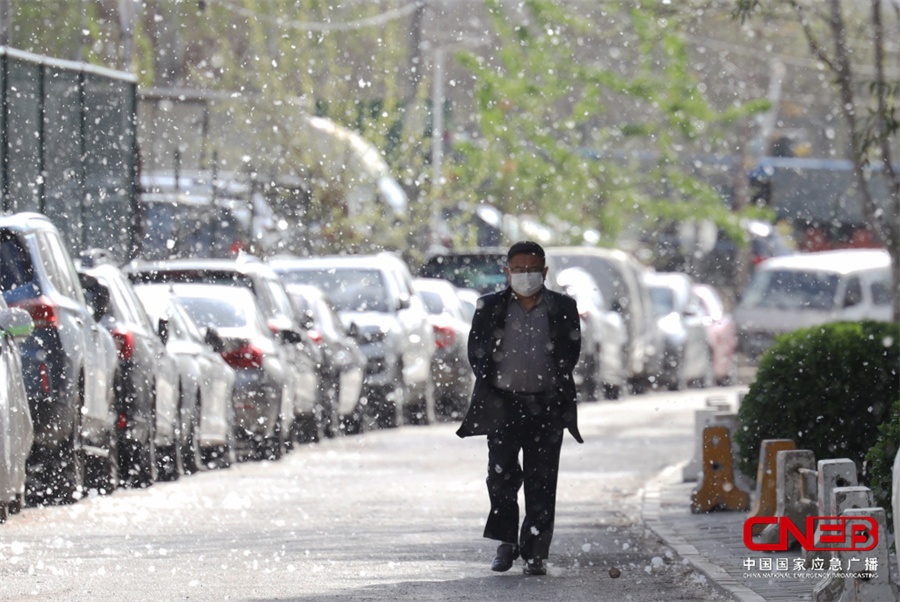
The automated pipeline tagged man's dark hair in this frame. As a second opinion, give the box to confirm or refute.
[507,240,546,262]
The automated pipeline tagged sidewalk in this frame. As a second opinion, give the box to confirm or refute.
[643,463,898,602]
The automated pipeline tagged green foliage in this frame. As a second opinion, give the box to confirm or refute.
[443,0,769,247]
[865,398,898,530]
[735,321,900,481]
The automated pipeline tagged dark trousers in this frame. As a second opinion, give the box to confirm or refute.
[483,395,564,561]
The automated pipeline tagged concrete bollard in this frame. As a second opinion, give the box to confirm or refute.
[812,507,899,602]
[683,409,736,482]
[758,449,817,547]
[690,425,750,513]
[747,439,796,535]
[805,486,876,570]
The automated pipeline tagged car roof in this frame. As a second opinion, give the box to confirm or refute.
[268,254,395,270]
[757,249,890,274]
[0,211,59,232]
[126,257,274,277]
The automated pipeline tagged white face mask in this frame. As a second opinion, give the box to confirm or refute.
[510,271,544,297]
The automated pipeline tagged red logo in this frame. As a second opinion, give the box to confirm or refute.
[744,516,878,552]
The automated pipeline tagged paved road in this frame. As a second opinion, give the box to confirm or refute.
[0,388,744,601]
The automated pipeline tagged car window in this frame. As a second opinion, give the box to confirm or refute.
[418,289,445,315]
[178,295,254,329]
[842,276,862,307]
[263,278,296,322]
[741,269,839,310]
[112,275,156,331]
[278,268,390,313]
[420,254,508,293]
[871,278,892,306]
[648,286,675,316]
[0,232,33,292]
[39,231,84,304]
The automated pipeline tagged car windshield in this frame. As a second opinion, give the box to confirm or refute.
[278,268,390,312]
[648,286,675,316]
[741,269,840,310]
[178,295,255,329]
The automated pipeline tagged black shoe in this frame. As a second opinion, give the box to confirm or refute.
[491,543,519,572]
[523,558,546,576]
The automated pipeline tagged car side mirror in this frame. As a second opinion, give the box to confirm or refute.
[397,294,411,310]
[346,321,359,338]
[204,327,226,353]
[157,318,170,346]
[300,311,315,331]
[79,273,110,322]
[0,307,34,340]
[279,329,306,345]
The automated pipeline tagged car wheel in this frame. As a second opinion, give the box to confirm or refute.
[54,377,87,504]
[182,390,203,475]
[323,378,341,438]
[667,355,687,391]
[157,390,182,482]
[86,427,119,495]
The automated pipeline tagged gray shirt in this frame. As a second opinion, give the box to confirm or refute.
[492,293,554,393]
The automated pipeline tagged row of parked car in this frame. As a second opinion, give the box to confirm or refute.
[420,246,741,397]
[0,212,480,521]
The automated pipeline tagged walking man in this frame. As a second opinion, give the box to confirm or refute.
[457,241,582,576]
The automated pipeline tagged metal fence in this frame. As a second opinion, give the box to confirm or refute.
[0,47,138,262]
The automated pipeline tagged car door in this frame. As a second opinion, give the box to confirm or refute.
[387,267,434,388]
[42,232,114,431]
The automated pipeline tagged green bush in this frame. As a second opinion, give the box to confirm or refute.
[865,398,898,530]
[735,320,899,481]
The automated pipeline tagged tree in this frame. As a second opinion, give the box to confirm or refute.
[440,0,771,251]
[737,0,900,321]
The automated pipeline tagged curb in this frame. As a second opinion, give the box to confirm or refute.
[642,462,766,602]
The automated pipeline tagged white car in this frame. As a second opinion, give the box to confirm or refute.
[644,271,712,390]
[551,267,628,400]
[0,301,33,521]
[270,253,436,428]
[133,285,237,470]
[735,249,893,358]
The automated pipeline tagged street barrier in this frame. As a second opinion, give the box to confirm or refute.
[812,507,899,602]
[690,425,750,513]
[757,449,817,547]
[682,402,736,482]
[747,439,796,535]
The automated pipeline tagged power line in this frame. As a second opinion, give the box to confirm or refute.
[211,0,421,33]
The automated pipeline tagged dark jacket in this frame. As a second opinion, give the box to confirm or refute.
[456,286,583,443]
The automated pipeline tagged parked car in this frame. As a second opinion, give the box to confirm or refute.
[418,248,509,294]
[692,283,738,386]
[269,253,436,428]
[78,257,182,485]
[455,287,480,323]
[412,277,475,419]
[0,213,118,504]
[644,272,713,390]
[131,285,237,471]
[125,258,319,444]
[734,249,893,358]
[546,247,662,392]
[0,300,34,521]
[549,267,628,400]
[285,284,367,436]
[162,283,294,460]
